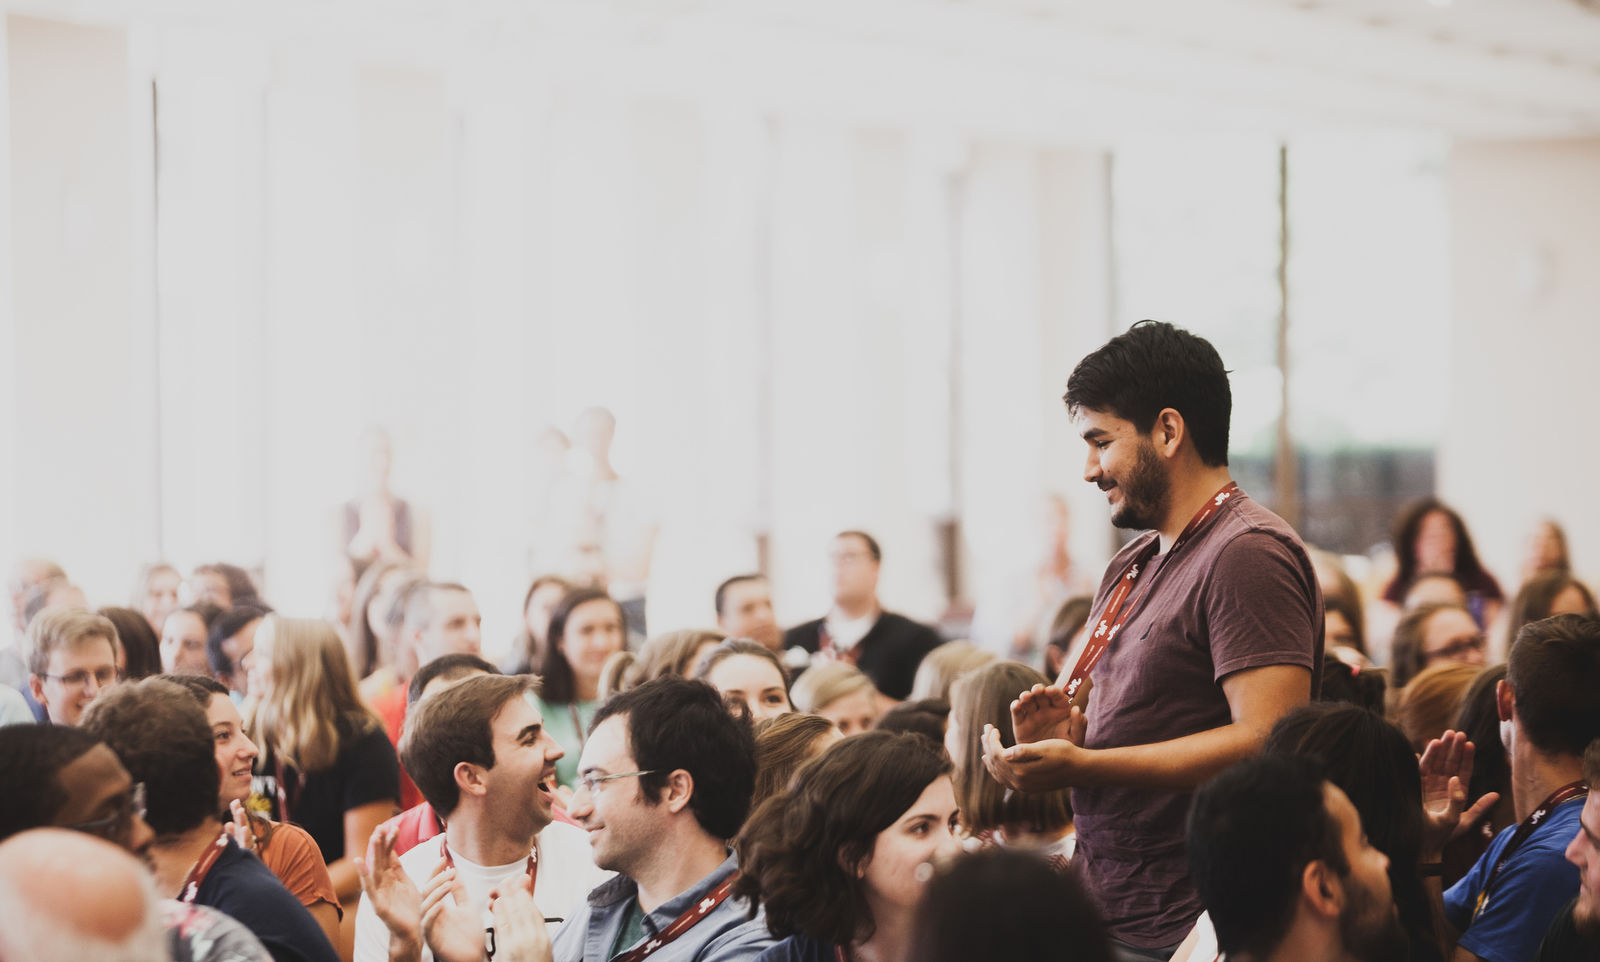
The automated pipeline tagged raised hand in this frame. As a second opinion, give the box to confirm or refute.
[490,876,554,962]
[1419,730,1500,857]
[420,864,486,962]
[355,825,421,949]
[222,800,257,853]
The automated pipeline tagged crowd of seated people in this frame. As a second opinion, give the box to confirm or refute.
[5,333,1600,962]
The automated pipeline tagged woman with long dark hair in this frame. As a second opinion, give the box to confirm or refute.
[1382,498,1504,627]
[532,587,627,789]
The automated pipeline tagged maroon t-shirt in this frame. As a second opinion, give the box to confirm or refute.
[1073,491,1322,949]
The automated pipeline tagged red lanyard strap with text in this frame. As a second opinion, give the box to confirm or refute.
[180,834,231,903]
[1473,780,1587,921]
[611,872,740,962]
[1063,482,1241,700]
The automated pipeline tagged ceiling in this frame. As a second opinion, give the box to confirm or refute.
[9,0,1600,141]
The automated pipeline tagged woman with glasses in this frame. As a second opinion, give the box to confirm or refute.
[246,616,399,956]
[737,731,961,962]
[1390,601,1488,688]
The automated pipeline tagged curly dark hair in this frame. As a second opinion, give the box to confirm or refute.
[80,677,219,836]
[736,730,950,946]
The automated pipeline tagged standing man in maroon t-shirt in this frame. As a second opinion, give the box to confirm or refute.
[983,320,1322,961]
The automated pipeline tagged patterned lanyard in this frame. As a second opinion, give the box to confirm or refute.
[1473,781,1587,921]
[610,873,740,962]
[1062,482,1241,699]
[179,834,230,903]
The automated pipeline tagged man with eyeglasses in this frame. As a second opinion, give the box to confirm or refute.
[353,673,608,962]
[0,723,153,852]
[552,676,772,962]
[25,608,122,726]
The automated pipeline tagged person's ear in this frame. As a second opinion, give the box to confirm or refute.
[1153,409,1185,458]
[1301,860,1344,919]
[662,769,694,815]
[1496,679,1515,722]
[27,674,46,709]
[455,760,489,800]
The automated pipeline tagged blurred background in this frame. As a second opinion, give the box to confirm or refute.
[2,0,1597,656]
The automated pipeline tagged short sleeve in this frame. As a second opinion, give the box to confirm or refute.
[340,725,401,814]
[1453,826,1581,962]
[1203,532,1320,683]
[263,823,342,918]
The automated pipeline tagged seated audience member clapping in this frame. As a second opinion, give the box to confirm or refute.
[1440,614,1600,962]
[247,616,400,953]
[750,714,840,813]
[533,588,628,790]
[27,608,122,727]
[945,662,1074,864]
[82,677,339,962]
[353,673,608,962]
[695,638,794,723]
[166,674,342,949]
[737,730,960,962]
[789,662,881,736]
[907,848,1114,962]
[1186,754,1410,962]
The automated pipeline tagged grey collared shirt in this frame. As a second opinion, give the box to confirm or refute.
[551,853,773,962]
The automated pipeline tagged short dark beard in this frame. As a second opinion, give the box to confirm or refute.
[1339,874,1410,962]
[1575,896,1600,944]
[1109,439,1171,532]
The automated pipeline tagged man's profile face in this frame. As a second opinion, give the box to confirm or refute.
[568,715,659,876]
[31,638,119,727]
[1325,783,1407,962]
[718,579,780,651]
[1566,792,1600,938]
[829,536,879,604]
[52,744,154,857]
[421,589,482,663]
[1075,408,1171,532]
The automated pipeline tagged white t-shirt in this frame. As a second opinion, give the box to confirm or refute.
[353,822,611,962]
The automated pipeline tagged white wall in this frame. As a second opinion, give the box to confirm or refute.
[1441,138,1600,586]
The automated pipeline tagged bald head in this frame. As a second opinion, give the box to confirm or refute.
[0,828,165,961]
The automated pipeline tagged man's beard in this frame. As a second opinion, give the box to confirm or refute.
[1339,873,1410,962]
[1109,440,1171,532]
[1575,893,1600,944]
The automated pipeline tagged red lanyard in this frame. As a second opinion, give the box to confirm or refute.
[440,841,539,893]
[1473,780,1587,921]
[611,873,740,962]
[1062,483,1241,699]
[179,834,231,903]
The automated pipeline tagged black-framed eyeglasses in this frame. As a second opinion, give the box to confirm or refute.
[40,666,121,689]
[66,782,146,839]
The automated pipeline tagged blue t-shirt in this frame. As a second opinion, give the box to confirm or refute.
[1445,797,1584,962]
[196,837,340,962]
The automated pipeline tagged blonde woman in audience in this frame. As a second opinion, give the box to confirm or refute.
[531,587,627,788]
[166,673,341,950]
[750,713,840,812]
[1390,660,1483,754]
[790,661,882,735]
[695,638,794,723]
[946,662,1074,864]
[907,640,996,702]
[131,562,181,636]
[246,615,399,957]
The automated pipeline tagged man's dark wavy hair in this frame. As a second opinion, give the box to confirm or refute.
[1064,320,1232,467]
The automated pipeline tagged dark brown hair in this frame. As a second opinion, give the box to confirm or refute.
[948,662,1071,835]
[1389,601,1473,689]
[400,674,538,817]
[736,731,950,945]
[1508,614,1600,757]
[1505,572,1597,652]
